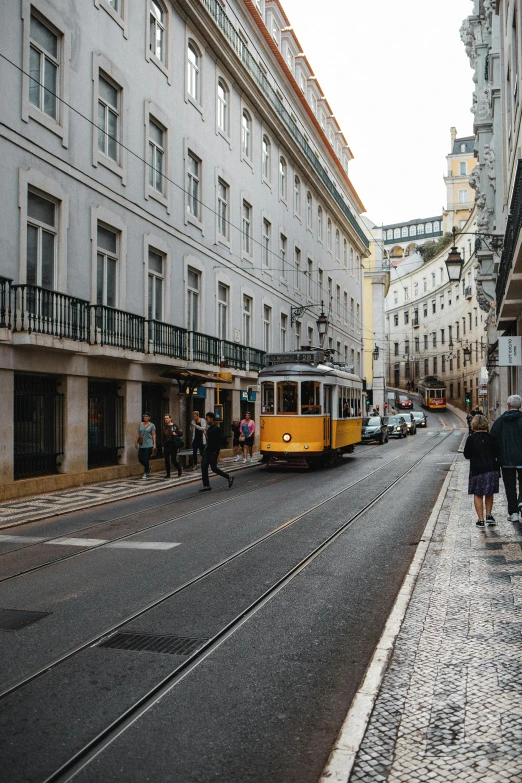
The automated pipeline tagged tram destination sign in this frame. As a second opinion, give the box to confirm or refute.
[266,350,325,366]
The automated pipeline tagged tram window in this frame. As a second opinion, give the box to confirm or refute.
[338,387,352,417]
[301,381,321,414]
[261,382,274,414]
[277,381,298,414]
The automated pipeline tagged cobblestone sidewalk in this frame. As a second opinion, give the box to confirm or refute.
[0,457,258,529]
[349,457,522,782]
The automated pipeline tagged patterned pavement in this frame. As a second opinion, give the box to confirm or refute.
[349,457,522,782]
[0,457,256,529]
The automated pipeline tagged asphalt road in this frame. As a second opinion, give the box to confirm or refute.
[0,401,464,783]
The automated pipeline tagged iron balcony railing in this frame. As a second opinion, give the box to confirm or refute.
[10,283,90,341]
[497,159,522,314]
[198,0,369,249]
[2,280,266,371]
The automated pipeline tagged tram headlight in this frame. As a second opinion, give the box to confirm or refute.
[282,433,292,442]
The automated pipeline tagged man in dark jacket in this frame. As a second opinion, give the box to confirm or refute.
[491,394,522,521]
[199,412,234,492]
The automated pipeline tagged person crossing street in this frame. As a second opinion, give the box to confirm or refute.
[199,412,234,492]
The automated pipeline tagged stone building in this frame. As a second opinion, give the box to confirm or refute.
[0,0,368,499]
[442,127,477,233]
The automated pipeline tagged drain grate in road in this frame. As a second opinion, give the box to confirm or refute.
[97,631,208,656]
[0,608,51,631]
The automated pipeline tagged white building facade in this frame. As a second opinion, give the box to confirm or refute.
[0,0,368,499]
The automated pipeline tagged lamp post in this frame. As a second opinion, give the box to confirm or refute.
[444,228,464,282]
[372,344,379,361]
[290,300,329,349]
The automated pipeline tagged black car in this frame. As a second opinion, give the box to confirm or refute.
[385,415,408,438]
[405,412,417,435]
[411,410,428,428]
[361,416,389,445]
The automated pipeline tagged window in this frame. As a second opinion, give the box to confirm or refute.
[279,157,287,198]
[243,294,252,346]
[280,313,287,351]
[286,47,294,72]
[343,239,348,268]
[405,339,410,356]
[187,268,200,331]
[280,233,287,278]
[414,281,419,296]
[96,224,118,307]
[404,287,409,301]
[186,152,200,220]
[459,161,466,175]
[217,179,229,240]
[440,294,444,310]
[426,222,432,234]
[431,272,436,288]
[294,175,301,215]
[423,303,428,317]
[149,1,166,64]
[27,191,56,289]
[458,189,468,204]
[432,333,437,348]
[350,247,354,276]
[394,342,399,356]
[217,79,229,134]
[433,221,440,232]
[271,18,280,45]
[317,206,323,240]
[335,229,340,260]
[29,13,59,120]
[295,247,301,290]
[393,314,398,327]
[263,305,271,351]
[393,289,398,305]
[262,135,271,180]
[187,42,201,102]
[218,283,228,340]
[308,259,313,297]
[148,118,165,195]
[423,277,427,292]
[410,225,417,236]
[306,192,312,227]
[318,269,323,294]
[442,355,446,373]
[414,336,419,352]
[299,71,306,93]
[336,285,341,317]
[327,218,332,251]
[98,74,120,162]
[262,219,271,267]
[433,356,437,374]
[295,320,301,351]
[424,359,429,375]
[242,201,252,255]
[432,300,436,314]
[404,310,409,325]
[424,334,428,349]
[418,224,424,234]
[401,226,408,237]
[394,228,400,239]
[148,249,164,321]
[242,110,252,159]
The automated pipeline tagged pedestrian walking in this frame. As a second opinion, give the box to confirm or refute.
[135,412,156,479]
[239,411,255,462]
[190,410,206,470]
[464,414,500,528]
[162,414,183,479]
[491,394,522,521]
[199,411,234,492]
[231,419,242,461]
[467,405,484,435]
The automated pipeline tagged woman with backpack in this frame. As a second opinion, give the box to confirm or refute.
[463,414,500,528]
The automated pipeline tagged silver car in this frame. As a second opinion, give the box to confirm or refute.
[385,415,408,439]
[411,410,428,428]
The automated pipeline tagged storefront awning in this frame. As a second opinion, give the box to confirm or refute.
[160,367,233,392]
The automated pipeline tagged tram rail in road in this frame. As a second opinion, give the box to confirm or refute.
[1,430,456,783]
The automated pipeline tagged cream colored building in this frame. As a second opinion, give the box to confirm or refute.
[362,218,390,412]
[442,127,477,233]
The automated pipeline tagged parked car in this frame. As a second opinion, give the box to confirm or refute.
[361,416,389,445]
[405,412,417,435]
[385,415,409,438]
[411,410,428,428]
[395,394,413,410]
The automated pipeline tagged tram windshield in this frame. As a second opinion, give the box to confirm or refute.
[261,382,275,414]
[301,381,321,414]
[277,382,298,414]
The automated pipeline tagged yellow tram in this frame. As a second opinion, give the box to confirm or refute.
[259,350,363,468]
[417,376,447,410]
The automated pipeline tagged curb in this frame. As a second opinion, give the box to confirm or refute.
[318,452,458,783]
[0,460,260,531]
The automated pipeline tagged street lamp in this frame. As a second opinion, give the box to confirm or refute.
[316,304,328,348]
[445,228,464,282]
[372,344,379,361]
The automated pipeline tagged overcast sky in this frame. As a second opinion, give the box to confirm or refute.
[281,0,474,226]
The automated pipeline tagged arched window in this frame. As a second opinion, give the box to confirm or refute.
[433,220,440,232]
[350,247,354,274]
[426,222,433,233]
[242,110,252,159]
[306,191,312,227]
[394,228,400,238]
[327,218,332,251]
[317,205,323,239]
[409,225,416,236]
[150,0,166,63]
[262,135,271,180]
[343,238,348,268]
[401,226,408,237]
[187,42,201,102]
[294,175,300,215]
[217,79,229,134]
[335,229,340,259]
[279,157,287,198]
[417,224,424,233]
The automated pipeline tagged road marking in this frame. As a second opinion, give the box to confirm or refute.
[0,534,180,551]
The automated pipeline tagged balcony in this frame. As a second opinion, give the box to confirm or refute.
[464,286,472,299]
[1,280,265,373]
[497,159,522,323]
[412,316,419,328]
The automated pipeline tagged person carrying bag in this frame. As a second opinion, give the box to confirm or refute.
[162,414,183,479]
[135,412,156,479]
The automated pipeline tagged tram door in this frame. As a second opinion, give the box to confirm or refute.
[324,385,332,446]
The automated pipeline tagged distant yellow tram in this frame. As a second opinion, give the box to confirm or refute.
[259,350,363,468]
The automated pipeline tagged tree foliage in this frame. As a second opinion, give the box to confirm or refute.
[417,233,453,263]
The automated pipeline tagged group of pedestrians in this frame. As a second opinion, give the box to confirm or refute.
[135,409,256,490]
[464,394,522,527]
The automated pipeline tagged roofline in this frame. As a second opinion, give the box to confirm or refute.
[382,216,443,229]
[244,0,366,213]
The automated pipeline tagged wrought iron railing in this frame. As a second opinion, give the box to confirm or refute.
[0,276,12,328]
[147,320,187,359]
[198,0,369,249]
[497,159,522,313]
[88,380,125,468]
[14,373,64,479]
[190,331,221,365]
[10,284,89,340]
[222,340,247,369]
[247,347,266,371]
[90,305,145,351]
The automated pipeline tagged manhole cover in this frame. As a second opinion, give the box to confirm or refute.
[97,632,207,656]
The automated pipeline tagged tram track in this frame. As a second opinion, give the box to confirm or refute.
[0,433,436,584]
[1,432,451,705]
[28,427,456,783]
